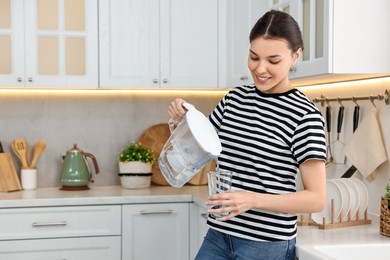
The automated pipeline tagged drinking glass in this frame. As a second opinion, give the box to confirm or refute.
[207,170,233,217]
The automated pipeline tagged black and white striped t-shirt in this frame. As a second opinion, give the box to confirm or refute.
[207,85,326,242]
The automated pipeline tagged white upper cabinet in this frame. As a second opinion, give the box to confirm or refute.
[99,0,220,88]
[222,0,268,88]
[0,0,98,88]
[285,0,390,85]
[99,0,159,88]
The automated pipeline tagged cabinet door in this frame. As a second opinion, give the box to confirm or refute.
[288,0,330,80]
[224,0,266,88]
[99,0,160,87]
[23,0,98,87]
[189,203,209,259]
[122,203,190,260]
[0,236,121,260]
[0,0,25,86]
[160,0,219,88]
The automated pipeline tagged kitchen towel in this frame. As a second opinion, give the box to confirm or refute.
[344,107,388,181]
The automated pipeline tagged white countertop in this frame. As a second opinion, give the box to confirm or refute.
[0,185,208,208]
[1,185,389,257]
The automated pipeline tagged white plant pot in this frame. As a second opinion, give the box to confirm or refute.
[118,162,152,189]
[119,161,152,173]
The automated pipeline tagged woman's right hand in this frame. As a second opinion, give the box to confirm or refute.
[168,98,188,123]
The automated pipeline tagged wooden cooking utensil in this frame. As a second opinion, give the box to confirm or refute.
[11,141,23,164]
[11,138,29,168]
[30,140,46,168]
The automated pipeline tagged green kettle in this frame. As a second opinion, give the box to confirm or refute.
[60,144,99,190]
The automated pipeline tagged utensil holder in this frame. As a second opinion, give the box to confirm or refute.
[21,168,37,190]
[380,196,390,237]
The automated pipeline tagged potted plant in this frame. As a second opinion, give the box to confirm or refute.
[118,142,155,189]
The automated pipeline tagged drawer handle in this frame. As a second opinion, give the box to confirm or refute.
[200,213,208,219]
[139,209,174,215]
[32,221,68,227]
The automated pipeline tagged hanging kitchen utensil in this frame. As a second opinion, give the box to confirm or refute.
[30,140,47,168]
[341,100,360,178]
[330,99,346,165]
[325,101,333,168]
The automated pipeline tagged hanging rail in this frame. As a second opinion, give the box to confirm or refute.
[313,89,389,107]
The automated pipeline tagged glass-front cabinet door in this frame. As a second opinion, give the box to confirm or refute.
[0,0,24,86]
[0,0,98,88]
[269,0,330,81]
[289,0,329,80]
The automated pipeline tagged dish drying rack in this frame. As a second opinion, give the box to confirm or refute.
[297,199,371,230]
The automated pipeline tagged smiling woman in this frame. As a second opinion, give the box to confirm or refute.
[167,10,327,260]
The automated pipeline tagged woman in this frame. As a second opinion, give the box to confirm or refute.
[169,10,326,260]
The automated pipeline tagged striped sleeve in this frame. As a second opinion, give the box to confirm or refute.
[292,110,327,164]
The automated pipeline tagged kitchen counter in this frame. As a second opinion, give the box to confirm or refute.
[1,185,389,258]
[296,215,389,259]
[0,185,208,208]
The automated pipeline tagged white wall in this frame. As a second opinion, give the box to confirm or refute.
[0,77,389,215]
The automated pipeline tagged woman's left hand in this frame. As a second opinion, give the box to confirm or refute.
[206,190,255,221]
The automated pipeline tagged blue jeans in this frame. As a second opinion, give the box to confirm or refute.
[195,228,296,260]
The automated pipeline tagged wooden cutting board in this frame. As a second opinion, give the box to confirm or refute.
[137,123,212,186]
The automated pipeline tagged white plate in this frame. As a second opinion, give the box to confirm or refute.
[349,178,368,218]
[333,179,352,221]
[312,180,343,224]
[340,178,360,219]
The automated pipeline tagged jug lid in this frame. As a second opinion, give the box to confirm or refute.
[184,103,222,156]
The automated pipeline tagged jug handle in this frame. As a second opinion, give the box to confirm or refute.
[168,118,176,133]
[182,102,195,111]
[167,102,195,133]
[84,152,100,175]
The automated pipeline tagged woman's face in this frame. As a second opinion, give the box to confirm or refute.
[248,36,301,94]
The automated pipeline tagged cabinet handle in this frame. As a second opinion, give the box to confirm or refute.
[153,79,159,84]
[240,76,248,81]
[163,78,168,84]
[32,221,68,227]
[200,213,208,219]
[28,77,33,83]
[139,209,174,215]
[17,77,23,82]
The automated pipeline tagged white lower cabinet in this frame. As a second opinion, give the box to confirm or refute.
[0,202,193,259]
[122,203,190,260]
[0,205,121,260]
[189,203,209,259]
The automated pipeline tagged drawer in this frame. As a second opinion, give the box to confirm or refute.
[0,205,121,240]
[0,236,121,260]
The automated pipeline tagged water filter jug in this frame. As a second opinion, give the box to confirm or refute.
[158,103,222,188]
